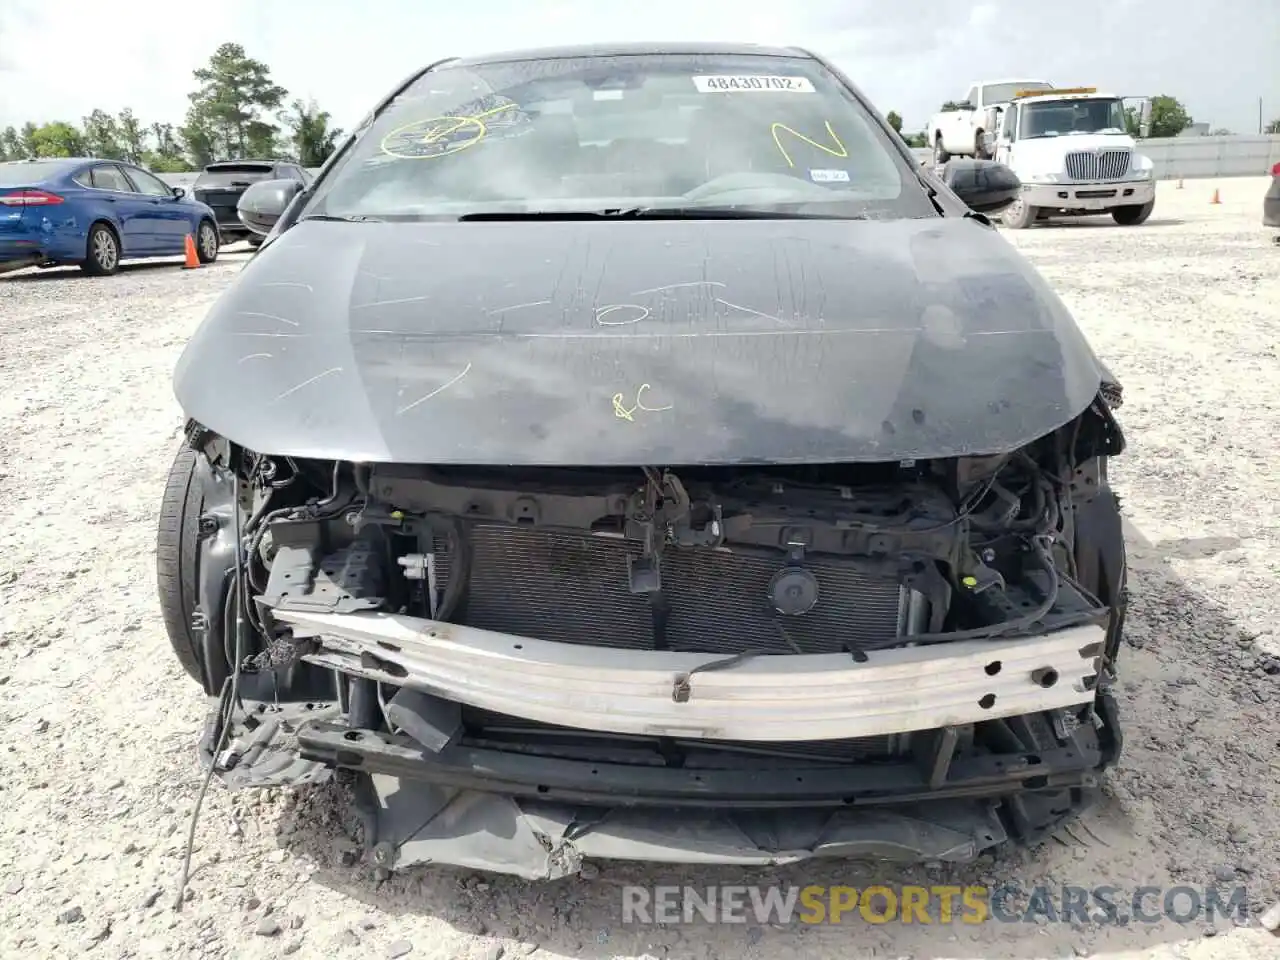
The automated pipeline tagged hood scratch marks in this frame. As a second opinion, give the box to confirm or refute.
[258,281,313,292]
[486,300,551,316]
[713,297,795,327]
[595,304,650,326]
[274,367,342,401]
[239,310,299,327]
[396,362,473,415]
[238,353,273,363]
[354,295,432,309]
[630,280,727,297]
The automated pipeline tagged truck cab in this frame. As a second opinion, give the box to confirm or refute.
[991,87,1156,229]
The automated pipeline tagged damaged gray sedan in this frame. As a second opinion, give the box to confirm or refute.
[157,42,1129,880]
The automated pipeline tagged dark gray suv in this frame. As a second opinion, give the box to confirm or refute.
[192,160,310,246]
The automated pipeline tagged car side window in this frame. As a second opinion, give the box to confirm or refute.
[89,164,134,193]
[122,166,173,197]
[280,164,304,181]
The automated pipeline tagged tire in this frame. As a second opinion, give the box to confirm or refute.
[80,222,120,276]
[974,130,989,160]
[932,135,951,166]
[1111,201,1154,226]
[1001,197,1039,229]
[156,445,210,685]
[246,234,264,249]
[196,219,220,264]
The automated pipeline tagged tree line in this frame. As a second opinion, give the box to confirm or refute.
[0,43,343,171]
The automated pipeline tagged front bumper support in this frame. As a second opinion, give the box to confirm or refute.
[273,608,1105,743]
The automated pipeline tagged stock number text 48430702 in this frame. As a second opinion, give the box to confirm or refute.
[692,75,816,93]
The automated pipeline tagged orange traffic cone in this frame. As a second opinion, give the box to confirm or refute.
[183,233,201,269]
[1210,188,1221,205]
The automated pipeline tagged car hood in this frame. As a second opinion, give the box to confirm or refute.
[172,216,1106,465]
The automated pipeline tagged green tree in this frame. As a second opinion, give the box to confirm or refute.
[885,110,903,134]
[145,122,191,171]
[118,108,146,163]
[941,100,966,112]
[29,121,86,158]
[244,120,280,159]
[179,104,218,168]
[285,99,342,166]
[143,152,193,173]
[20,122,39,158]
[1265,118,1280,135]
[902,131,929,148]
[0,126,21,160]
[82,109,125,159]
[188,42,288,159]
[1125,95,1192,139]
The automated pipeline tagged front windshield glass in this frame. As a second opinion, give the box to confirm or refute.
[1019,98,1127,139]
[302,53,933,221]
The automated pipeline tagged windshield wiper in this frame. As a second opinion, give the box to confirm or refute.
[458,206,860,222]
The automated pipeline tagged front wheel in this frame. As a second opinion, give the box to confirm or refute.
[157,446,212,685]
[196,220,220,263]
[932,136,951,166]
[1111,201,1154,226]
[80,223,120,276]
[1001,197,1039,229]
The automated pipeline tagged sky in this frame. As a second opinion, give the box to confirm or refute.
[1,0,1277,137]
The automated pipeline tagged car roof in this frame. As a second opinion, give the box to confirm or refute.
[446,41,810,68]
[3,157,93,168]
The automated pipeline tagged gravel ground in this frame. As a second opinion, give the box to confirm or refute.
[2,179,1278,960]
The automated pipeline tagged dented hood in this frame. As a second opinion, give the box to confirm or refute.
[173,217,1105,465]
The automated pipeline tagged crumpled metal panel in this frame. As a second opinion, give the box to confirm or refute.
[368,775,1007,880]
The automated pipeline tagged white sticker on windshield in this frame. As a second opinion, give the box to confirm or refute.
[809,168,850,183]
[593,89,624,101]
[693,75,815,93]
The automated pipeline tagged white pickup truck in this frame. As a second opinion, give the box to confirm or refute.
[988,87,1155,229]
[929,79,1053,165]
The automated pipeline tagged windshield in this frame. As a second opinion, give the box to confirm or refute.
[196,166,275,188]
[0,160,78,186]
[982,81,1052,104]
[1019,98,1127,139]
[302,53,931,221]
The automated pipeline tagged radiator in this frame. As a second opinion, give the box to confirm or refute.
[433,524,912,656]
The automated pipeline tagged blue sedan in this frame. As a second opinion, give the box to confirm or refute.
[0,157,220,276]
